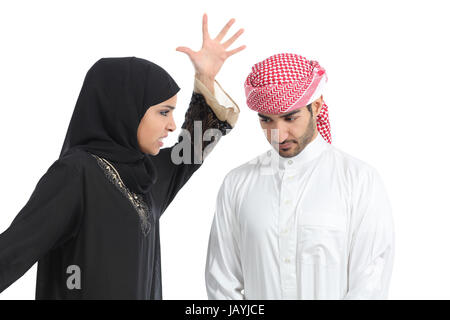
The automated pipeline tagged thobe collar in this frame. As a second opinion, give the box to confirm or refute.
[263,133,329,173]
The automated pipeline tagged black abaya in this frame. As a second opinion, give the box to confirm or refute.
[0,57,236,299]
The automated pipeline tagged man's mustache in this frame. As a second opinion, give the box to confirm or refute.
[279,139,297,145]
[270,139,298,148]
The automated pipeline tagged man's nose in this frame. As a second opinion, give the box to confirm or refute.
[272,123,289,143]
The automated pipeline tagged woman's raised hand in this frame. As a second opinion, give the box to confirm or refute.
[176,13,246,91]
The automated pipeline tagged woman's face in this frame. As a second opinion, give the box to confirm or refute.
[137,94,177,155]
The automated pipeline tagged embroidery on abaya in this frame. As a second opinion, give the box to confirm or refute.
[90,153,152,235]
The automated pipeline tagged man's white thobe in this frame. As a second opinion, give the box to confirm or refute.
[205,134,395,299]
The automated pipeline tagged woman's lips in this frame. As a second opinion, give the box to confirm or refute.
[158,135,168,147]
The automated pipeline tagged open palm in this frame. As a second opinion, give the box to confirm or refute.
[176,13,246,81]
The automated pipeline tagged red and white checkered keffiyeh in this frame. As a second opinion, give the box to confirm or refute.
[244,53,331,144]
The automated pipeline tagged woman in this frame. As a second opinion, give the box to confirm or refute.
[0,14,244,299]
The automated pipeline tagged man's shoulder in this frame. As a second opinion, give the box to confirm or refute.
[328,145,381,183]
[222,150,269,183]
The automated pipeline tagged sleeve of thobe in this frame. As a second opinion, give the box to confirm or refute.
[0,161,83,294]
[205,175,244,300]
[344,168,395,299]
[150,76,240,215]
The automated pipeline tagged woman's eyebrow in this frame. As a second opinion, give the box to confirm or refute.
[161,105,176,110]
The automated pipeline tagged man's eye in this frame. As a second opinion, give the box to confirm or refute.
[260,118,271,123]
[285,117,297,121]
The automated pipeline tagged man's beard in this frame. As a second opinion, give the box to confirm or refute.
[276,113,316,158]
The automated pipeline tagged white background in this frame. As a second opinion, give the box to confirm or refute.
[0,0,449,300]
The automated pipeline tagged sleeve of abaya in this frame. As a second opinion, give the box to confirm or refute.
[0,161,83,294]
[343,169,395,300]
[150,77,240,215]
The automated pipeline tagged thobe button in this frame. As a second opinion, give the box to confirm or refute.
[288,160,293,165]
[284,200,291,205]
[267,151,271,156]
[281,228,289,234]
[284,258,291,263]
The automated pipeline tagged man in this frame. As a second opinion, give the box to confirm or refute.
[205,53,395,300]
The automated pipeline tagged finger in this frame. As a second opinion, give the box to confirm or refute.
[226,45,247,58]
[202,13,210,41]
[214,18,235,42]
[176,46,195,57]
[223,28,244,48]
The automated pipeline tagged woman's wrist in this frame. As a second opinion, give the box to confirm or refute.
[195,73,215,94]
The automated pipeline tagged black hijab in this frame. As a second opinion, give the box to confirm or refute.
[59,57,180,194]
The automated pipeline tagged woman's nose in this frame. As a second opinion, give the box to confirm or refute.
[167,116,176,132]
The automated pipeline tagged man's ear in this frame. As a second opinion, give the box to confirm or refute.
[313,95,323,116]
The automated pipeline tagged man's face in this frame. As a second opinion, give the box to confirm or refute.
[258,97,323,158]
